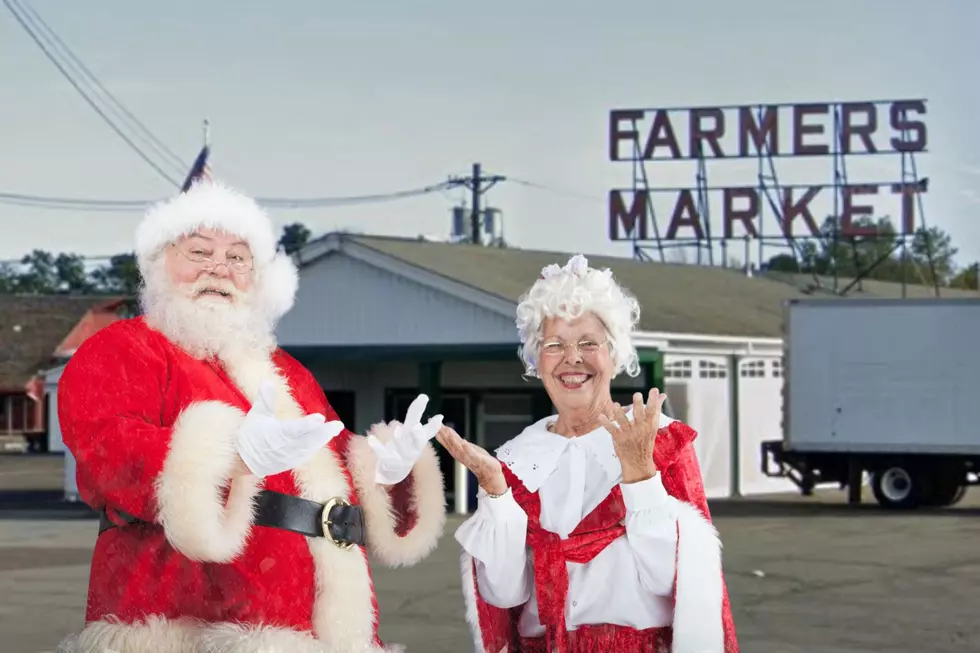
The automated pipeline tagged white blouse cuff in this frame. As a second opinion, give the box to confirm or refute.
[620,472,669,512]
[476,487,528,523]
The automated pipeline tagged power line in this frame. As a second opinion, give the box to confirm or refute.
[508,177,605,203]
[3,0,185,185]
[258,181,454,208]
[14,0,188,174]
[0,169,606,266]
[0,173,603,213]
[0,192,150,212]
[0,181,456,212]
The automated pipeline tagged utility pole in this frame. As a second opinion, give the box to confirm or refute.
[447,163,505,245]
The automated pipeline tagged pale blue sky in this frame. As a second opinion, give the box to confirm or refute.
[2,0,978,270]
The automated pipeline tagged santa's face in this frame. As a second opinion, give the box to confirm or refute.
[141,227,274,359]
[165,228,255,300]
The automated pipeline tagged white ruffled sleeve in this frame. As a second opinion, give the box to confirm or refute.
[454,488,533,608]
[620,473,679,596]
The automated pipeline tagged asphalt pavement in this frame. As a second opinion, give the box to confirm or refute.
[1,454,978,653]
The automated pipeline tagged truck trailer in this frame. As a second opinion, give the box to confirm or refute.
[761,297,980,509]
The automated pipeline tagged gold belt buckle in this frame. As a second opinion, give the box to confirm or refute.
[321,496,355,550]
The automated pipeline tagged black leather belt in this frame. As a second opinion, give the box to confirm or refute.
[99,490,366,550]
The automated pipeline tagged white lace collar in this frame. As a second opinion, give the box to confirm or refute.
[494,411,677,493]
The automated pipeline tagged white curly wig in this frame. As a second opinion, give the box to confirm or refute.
[515,254,641,379]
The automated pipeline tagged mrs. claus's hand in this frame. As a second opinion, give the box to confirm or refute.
[435,425,507,496]
[598,389,666,484]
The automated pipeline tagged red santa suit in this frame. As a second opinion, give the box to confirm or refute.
[456,413,739,653]
[57,182,446,653]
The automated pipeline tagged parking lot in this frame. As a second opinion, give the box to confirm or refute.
[1,454,978,653]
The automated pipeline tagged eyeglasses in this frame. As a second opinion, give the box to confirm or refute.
[173,242,253,274]
[540,339,608,357]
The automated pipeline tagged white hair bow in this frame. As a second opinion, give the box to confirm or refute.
[540,254,590,280]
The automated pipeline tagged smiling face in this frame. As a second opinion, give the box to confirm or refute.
[164,228,254,301]
[538,312,615,420]
[141,226,274,360]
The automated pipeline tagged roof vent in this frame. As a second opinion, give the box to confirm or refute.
[12,324,22,333]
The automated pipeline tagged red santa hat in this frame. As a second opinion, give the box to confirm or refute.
[134,179,299,323]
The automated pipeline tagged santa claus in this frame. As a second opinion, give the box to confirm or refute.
[56,180,447,653]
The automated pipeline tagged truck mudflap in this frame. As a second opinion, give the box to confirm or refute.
[760,439,817,495]
[761,440,785,477]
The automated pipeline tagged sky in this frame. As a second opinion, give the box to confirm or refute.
[1,0,978,272]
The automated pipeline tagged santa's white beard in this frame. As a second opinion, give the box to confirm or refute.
[140,263,276,361]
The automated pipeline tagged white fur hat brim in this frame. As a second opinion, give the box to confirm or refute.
[135,180,298,323]
[135,181,277,265]
[256,252,299,325]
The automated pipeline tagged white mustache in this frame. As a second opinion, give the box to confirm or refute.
[185,279,242,299]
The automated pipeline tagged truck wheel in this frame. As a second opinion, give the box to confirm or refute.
[871,465,922,510]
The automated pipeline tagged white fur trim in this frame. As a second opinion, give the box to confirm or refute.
[136,181,277,266]
[668,496,725,653]
[56,617,406,653]
[154,401,262,563]
[56,615,202,653]
[460,552,495,653]
[256,251,299,323]
[220,351,380,653]
[200,622,403,652]
[346,420,446,568]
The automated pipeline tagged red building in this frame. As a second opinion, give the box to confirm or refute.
[0,295,133,451]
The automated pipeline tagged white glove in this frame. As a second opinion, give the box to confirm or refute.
[236,379,345,478]
[368,394,443,485]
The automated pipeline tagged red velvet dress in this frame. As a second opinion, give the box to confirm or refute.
[460,421,740,653]
[58,317,446,653]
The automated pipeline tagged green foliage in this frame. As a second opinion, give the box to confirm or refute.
[277,222,312,255]
[766,215,973,289]
[1,223,309,295]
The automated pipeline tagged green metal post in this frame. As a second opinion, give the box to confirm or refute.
[638,349,663,384]
[729,354,741,498]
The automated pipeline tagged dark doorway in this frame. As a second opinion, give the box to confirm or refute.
[324,390,356,431]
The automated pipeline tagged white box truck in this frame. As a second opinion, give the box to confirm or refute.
[761,297,980,509]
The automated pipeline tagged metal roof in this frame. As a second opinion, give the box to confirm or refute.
[334,234,977,338]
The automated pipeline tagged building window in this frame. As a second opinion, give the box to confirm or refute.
[665,359,692,378]
[740,360,766,378]
[771,360,783,378]
[481,393,534,451]
[699,360,728,379]
[482,394,533,418]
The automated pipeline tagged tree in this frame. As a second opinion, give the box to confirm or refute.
[950,263,979,291]
[905,225,958,286]
[278,222,311,255]
[0,250,94,293]
[90,253,142,295]
[0,262,17,293]
[0,250,142,296]
[764,215,961,288]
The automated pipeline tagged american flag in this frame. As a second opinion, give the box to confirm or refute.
[180,145,211,193]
